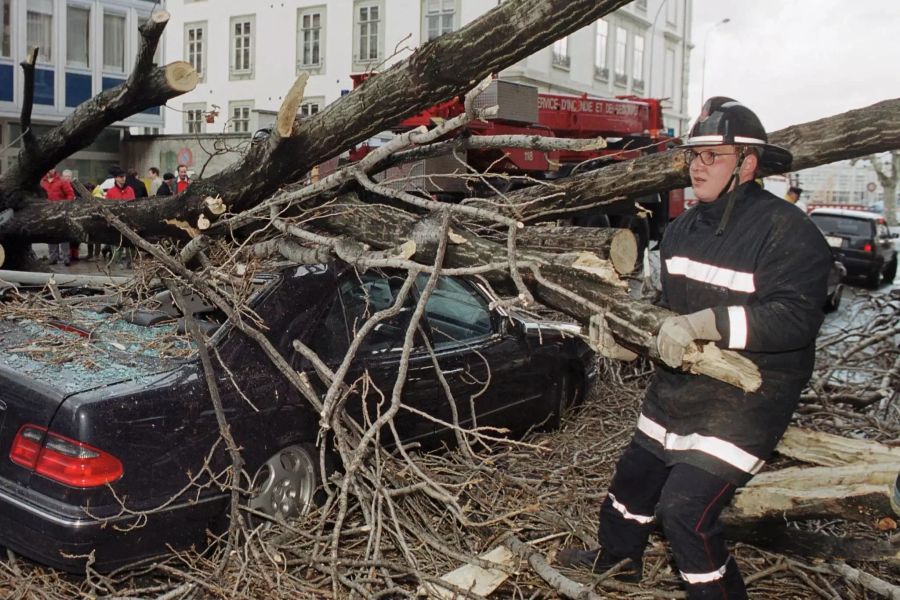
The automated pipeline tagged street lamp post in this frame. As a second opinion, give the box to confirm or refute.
[646,0,670,99]
[699,17,730,103]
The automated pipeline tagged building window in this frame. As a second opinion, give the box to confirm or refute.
[297,7,324,70]
[664,46,676,101]
[666,0,678,26]
[229,101,253,133]
[614,26,628,85]
[552,36,570,69]
[423,0,456,41]
[103,12,126,72]
[632,33,644,91]
[594,19,609,79]
[185,23,206,80]
[27,0,54,63]
[230,16,254,76]
[184,103,206,134]
[2,0,13,58]
[300,99,322,118]
[355,1,382,64]
[67,6,91,68]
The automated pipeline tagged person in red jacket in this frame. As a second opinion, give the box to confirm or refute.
[175,164,191,193]
[40,168,75,265]
[105,168,136,200]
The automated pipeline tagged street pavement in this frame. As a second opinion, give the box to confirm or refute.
[31,243,132,278]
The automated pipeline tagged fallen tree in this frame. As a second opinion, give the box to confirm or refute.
[0,1,899,598]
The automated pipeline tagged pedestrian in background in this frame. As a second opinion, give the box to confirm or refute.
[105,168,136,200]
[785,186,808,213]
[40,168,75,265]
[60,170,82,263]
[157,172,176,196]
[126,169,148,198]
[175,164,191,193]
[558,97,832,599]
[147,167,163,196]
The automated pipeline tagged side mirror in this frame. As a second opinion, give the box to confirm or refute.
[890,232,899,239]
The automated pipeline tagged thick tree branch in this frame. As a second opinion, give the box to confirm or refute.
[18,0,630,234]
[479,97,900,222]
[0,11,195,206]
[19,47,39,155]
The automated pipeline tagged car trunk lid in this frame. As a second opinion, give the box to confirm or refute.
[0,312,195,485]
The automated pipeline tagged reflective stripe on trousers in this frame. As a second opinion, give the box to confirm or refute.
[637,414,765,475]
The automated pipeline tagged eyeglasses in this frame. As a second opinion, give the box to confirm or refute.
[683,149,739,166]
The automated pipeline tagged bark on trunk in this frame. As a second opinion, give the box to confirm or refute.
[516,225,638,275]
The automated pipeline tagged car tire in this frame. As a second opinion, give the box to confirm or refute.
[247,443,320,522]
[825,284,843,313]
[883,258,897,284]
[865,266,882,289]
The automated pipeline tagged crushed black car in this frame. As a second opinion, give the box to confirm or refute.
[0,263,594,571]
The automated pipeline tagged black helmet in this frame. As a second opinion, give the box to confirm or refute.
[681,97,792,170]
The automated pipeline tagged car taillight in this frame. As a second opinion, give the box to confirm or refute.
[863,243,873,253]
[9,425,123,487]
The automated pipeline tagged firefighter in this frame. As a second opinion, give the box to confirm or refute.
[559,97,832,599]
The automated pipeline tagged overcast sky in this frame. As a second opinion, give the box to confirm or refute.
[687,0,900,132]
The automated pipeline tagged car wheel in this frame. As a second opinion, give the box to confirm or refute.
[247,443,318,521]
[865,266,882,289]
[883,258,897,284]
[824,284,843,313]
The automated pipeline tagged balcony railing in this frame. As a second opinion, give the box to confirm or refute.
[594,66,610,80]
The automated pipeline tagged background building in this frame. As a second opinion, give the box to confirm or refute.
[0,0,162,181]
[796,159,886,208]
[154,0,693,174]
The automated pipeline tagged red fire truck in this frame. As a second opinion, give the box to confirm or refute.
[346,75,684,242]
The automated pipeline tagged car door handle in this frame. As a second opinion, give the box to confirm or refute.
[441,368,464,375]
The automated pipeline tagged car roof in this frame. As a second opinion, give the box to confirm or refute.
[809,208,885,221]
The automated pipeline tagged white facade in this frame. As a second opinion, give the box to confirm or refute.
[796,159,887,207]
[0,0,161,179]
[160,0,693,137]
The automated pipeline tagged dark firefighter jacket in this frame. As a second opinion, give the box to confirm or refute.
[635,181,832,485]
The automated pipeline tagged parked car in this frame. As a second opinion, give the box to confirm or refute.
[809,208,898,288]
[0,263,593,571]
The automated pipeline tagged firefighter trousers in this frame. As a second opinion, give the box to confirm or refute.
[598,439,747,599]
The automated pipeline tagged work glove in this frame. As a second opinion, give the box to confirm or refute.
[656,308,721,369]
[589,314,638,362]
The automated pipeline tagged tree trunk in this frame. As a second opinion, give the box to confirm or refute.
[2,98,898,255]
[516,225,637,275]
[725,462,897,525]
[776,427,900,467]
[723,428,900,561]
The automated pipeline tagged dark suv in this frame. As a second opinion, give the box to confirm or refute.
[809,208,898,287]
